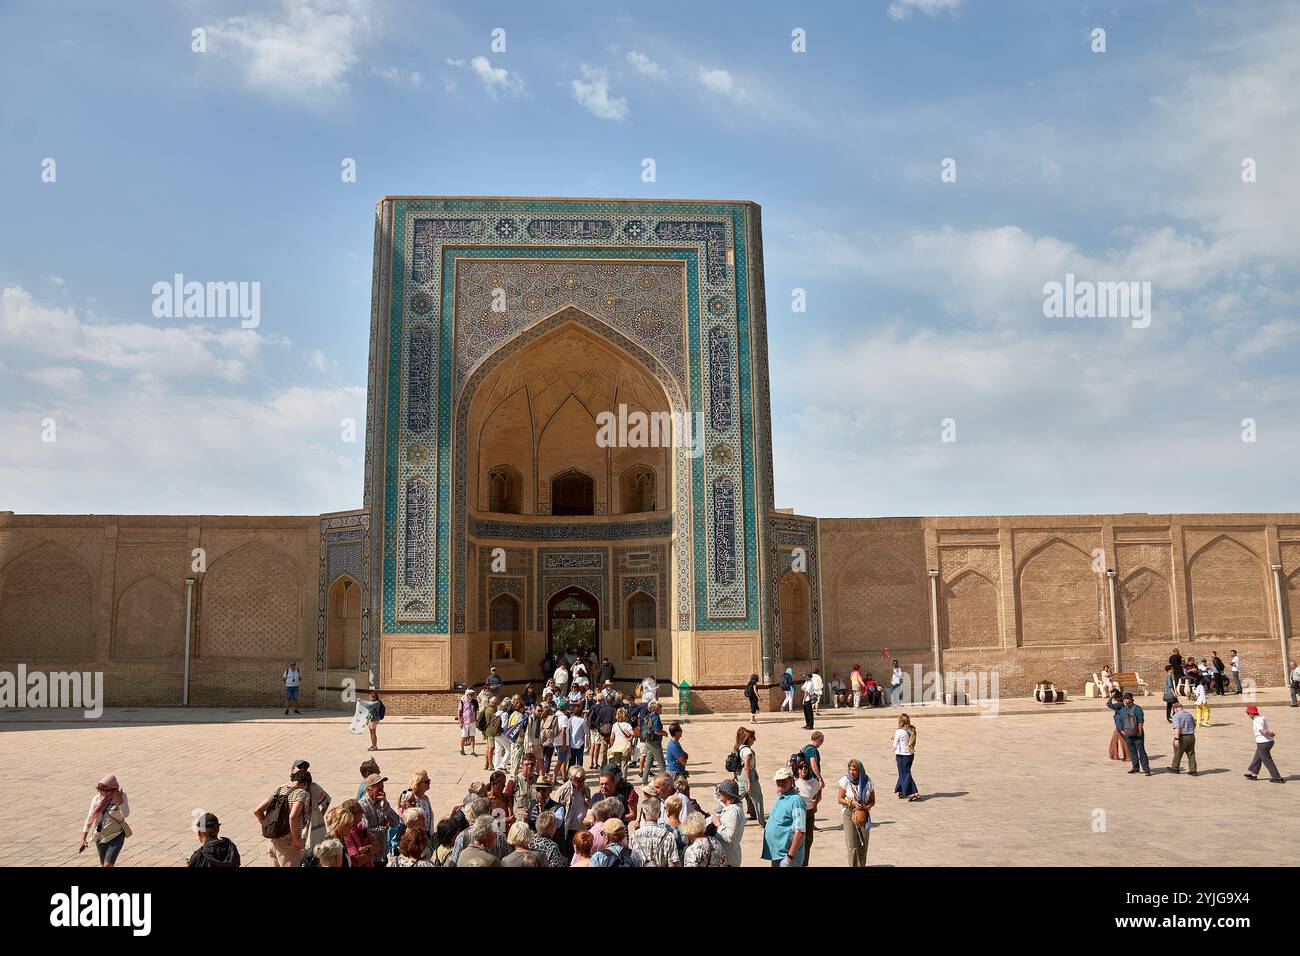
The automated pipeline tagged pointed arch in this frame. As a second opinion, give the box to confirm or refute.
[112,573,183,660]
[941,568,1000,649]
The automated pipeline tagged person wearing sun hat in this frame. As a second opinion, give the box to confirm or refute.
[761,765,807,867]
[1243,705,1284,782]
[710,778,746,867]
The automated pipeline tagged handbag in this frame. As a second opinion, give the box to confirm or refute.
[851,806,868,828]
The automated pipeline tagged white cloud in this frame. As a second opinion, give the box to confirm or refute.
[0,285,285,383]
[372,65,422,88]
[204,0,372,102]
[888,0,964,21]
[626,51,665,80]
[308,349,340,375]
[45,276,64,286]
[571,65,628,120]
[24,366,84,390]
[0,287,364,515]
[468,55,524,98]
[698,67,744,102]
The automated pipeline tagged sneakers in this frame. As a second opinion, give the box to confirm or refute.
[1144,771,1151,776]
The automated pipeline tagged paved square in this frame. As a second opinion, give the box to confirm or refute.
[2,691,1296,867]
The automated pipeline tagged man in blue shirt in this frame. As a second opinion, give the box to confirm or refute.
[761,766,807,867]
[666,721,688,775]
[1118,692,1151,775]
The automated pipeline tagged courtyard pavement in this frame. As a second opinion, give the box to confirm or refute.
[2,690,1297,867]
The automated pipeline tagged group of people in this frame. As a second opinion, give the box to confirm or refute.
[1102,648,1287,783]
[455,669,672,785]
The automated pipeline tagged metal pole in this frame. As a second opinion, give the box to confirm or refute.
[1106,570,1120,671]
[928,570,942,704]
[182,577,195,706]
[1271,565,1289,690]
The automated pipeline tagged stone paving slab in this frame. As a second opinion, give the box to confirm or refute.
[1,690,1296,867]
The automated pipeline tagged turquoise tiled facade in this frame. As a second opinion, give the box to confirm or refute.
[362,198,775,665]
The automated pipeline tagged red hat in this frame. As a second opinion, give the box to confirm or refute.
[1245,705,1260,715]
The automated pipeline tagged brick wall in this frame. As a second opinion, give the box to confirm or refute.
[0,513,319,708]
[815,514,1299,699]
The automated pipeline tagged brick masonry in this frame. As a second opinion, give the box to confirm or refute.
[4,510,1297,710]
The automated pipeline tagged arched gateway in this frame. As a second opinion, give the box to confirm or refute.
[348,197,791,714]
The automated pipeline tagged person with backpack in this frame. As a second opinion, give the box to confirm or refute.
[892,713,921,800]
[1117,691,1151,776]
[639,700,668,784]
[481,696,500,771]
[1211,652,1227,695]
[359,688,385,752]
[290,758,331,854]
[459,688,479,757]
[253,765,310,866]
[745,673,761,723]
[779,667,795,711]
[187,812,240,868]
[589,818,644,866]
[730,726,765,825]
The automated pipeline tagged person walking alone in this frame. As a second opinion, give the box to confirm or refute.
[732,726,765,826]
[1169,701,1198,776]
[892,713,920,801]
[779,667,795,711]
[1162,665,1178,723]
[837,758,874,867]
[1242,705,1284,782]
[1193,679,1211,727]
[800,673,816,730]
[80,774,130,867]
[745,673,760,724]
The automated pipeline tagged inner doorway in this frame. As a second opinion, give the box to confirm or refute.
[547,586,600,663]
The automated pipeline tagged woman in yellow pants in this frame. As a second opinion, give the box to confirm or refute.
[1193,681,1211,727]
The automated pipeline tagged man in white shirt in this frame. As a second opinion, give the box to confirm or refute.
[554,663,570,695]
[890,661,904,706]
[1289,659,1300,708]
[283,660,301,715]
[1230,651,1242,695]
[1243,705,1283,782]
[809,669,825,711]
[800,674,816,730]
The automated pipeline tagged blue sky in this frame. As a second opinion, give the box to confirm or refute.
[2,0,1298,517]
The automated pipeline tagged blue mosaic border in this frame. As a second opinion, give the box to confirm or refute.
[377,198,760,635]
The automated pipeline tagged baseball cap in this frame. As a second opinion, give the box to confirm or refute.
[363,773,388,788]
[773,766,793,783]
[1246,705,1260,715]
[1122,691,1134,699]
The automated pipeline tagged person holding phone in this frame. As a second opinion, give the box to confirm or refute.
[80,773,130,867]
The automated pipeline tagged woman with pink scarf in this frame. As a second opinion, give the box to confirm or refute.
[80,774,130,866]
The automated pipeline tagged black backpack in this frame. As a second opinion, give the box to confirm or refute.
[260,787,292,839]
[477,709,488,733]
[780,672,793,691]
[724,749,743,774]
[371,700,386,721]
[604,845,638,867]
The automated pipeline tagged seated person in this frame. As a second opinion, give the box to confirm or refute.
[829,674,848,708]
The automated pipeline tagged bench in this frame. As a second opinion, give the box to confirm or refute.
[1109,671,1150,696]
